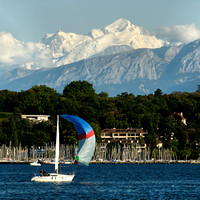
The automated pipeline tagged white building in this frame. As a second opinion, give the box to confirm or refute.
[21,115,50,122]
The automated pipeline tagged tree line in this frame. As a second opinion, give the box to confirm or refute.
[0,81,200,159]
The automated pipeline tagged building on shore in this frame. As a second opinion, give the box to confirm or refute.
[21,115,50,122]
[101,128,147,149]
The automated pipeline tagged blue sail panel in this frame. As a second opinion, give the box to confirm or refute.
[60,115,96,166]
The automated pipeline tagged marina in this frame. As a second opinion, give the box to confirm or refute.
[0,142,199,165]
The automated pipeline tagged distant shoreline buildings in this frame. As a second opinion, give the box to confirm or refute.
[21,115,50,122]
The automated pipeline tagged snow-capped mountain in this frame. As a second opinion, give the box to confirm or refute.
[1,39,200,96]
[41,18,167,66]
[0,18,199,96]
[0,18,167,73]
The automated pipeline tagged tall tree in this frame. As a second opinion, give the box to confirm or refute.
[63,81,96,101]
[154,88,163,97]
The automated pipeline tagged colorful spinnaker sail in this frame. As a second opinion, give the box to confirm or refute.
[60,115,96,166]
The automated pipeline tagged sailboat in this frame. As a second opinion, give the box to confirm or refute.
[31,115,96,182]
[30,162,41,166]
[30,146,41,166]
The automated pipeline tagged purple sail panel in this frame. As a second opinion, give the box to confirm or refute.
[60,115,96,166]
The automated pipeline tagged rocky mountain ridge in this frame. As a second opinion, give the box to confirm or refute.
[1,39,199,96]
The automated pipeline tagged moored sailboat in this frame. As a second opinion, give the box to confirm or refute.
[30,162,41,166]
[30,146,41,166]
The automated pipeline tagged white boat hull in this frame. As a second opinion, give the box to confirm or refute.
[31,173,75,182]
[30,162,41,166]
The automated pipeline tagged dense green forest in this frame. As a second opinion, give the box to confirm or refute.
[0,81,200,159]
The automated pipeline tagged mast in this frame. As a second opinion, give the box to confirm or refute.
[55,115,59,174]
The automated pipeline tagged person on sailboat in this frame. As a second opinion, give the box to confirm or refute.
[43,170,47,176]
[40,169,43,176]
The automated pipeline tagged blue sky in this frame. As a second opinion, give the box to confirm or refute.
[1,0,200,42]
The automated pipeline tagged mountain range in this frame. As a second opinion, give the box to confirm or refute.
[40,18,167,66]
[0,18,199,96]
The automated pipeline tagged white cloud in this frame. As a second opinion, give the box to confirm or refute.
[0,32,54,71]
[138,84,150,94]
[157,24,200,44]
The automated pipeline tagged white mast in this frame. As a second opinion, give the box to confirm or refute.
[55,115,59,174]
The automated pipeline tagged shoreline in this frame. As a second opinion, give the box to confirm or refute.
[0,160,200,164]
[90,160,200,164]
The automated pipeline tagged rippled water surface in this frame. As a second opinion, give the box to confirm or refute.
[0,163,199,199]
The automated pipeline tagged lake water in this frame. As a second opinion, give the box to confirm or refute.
[0,163,199,200]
